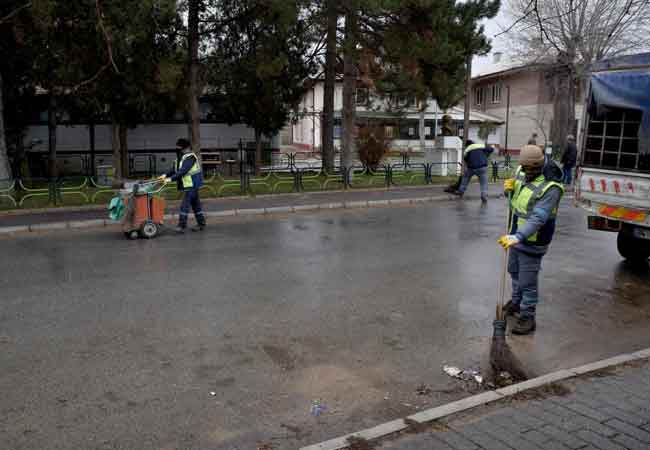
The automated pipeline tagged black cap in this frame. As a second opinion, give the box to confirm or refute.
[176,138,190,149]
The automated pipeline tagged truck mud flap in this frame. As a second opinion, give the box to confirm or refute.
[588,215,622,232]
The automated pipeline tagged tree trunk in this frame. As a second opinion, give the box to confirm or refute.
[341,1,358,172]
[321,0,337,174]
[187,0,202,156]
[111,117,123,187]
[47,94,58,180]
[0,72,12,180]
[463,54,472,149]
[254,129,262,176]
[551,55,577,159]
[119,124,129,178]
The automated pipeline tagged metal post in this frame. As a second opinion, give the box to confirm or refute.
[89,121,96,177]
[504,85,510,157]
[239,139,247,193]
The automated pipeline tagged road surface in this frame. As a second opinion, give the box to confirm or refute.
[1,197,649,449]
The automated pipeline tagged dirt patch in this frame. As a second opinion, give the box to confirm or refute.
[262,344,296,371]
[509,382,573,402]
[429,420,450,432]
[346,436,375,450]
[580,366,619,379]
[403,418,429,434]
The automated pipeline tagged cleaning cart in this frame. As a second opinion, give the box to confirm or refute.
[108,180,167,239]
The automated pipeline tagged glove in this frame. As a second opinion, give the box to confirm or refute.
[503,178,516,193]
[498,234,520,249]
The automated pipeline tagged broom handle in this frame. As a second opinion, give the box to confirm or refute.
[498,192,515,308]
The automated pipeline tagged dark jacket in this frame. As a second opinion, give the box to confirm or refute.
[561,142,578,167]
[464,144,494,169]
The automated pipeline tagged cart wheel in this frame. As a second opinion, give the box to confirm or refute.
[140,221,158,239]
[125,230,139,240]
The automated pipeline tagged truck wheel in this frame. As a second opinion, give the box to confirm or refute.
[140,221,158,239]
[617,231,650,262]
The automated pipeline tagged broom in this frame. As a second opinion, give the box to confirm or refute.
[489,192,527,383]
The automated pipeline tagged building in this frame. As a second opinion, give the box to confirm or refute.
[290,80,504,153]
[19,96,278,176]
[471,53,583,153]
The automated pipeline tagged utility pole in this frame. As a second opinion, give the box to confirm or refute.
[504,85,510,156]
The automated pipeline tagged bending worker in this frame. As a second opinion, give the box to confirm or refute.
[498,145,564,335]
[160,138,206,233]
[454,140,493,203]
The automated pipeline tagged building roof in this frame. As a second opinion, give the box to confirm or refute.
[334,107,504,124]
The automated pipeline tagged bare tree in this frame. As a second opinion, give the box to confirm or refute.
[504,0,650,152]
[521,108,550,150]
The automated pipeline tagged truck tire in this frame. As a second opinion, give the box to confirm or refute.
[617,231,650,262]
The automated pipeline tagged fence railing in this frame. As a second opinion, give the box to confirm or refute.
[0,159,517,211]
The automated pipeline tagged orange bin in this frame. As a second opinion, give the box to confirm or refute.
[121,181,167,239]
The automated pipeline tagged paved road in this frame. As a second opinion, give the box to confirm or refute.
[379,359,650,450]
[1,197,650,450]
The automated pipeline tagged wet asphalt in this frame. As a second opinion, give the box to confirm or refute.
[1,197,650,450]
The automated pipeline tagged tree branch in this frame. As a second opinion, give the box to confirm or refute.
[95,0,120,74]
[0,1,31,25]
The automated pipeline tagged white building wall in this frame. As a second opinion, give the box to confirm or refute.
[291,81,505,151]
[482,103,584,151]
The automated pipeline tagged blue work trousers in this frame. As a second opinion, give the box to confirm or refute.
[179,188,205,228]
[458,166,488,199]
[563,166,574,185]
[507,248,543,319]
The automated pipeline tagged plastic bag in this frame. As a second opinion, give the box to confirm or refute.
[108,196,126,221]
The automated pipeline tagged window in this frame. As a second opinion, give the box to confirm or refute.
[356,88,369,106]
[474,88,484,106]
[333,119,342,139]
[491,84,501,103]
[424,120,436,139]
[399,120,419,139]
[384,125,396,138]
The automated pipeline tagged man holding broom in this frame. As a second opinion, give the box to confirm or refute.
[497,145,564,335]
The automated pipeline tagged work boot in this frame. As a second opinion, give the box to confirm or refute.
[453,190,464,198]
[175,225,186,234]
[481,195,488,204]
[503,300,520,317]
[512,316,536,335]
[191,224,205,232]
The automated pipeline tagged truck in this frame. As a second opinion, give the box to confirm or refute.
[575,53,650,262]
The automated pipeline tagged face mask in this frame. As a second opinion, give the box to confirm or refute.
[523,166,542,182]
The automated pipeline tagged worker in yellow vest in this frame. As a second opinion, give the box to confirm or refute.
[160,138,206,233]
[498,145,564,335]
[454,140,494,203]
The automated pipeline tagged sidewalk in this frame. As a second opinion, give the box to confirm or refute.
[0,184,498,231]
[321,355,650,450]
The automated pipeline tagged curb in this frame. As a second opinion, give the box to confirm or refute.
[0,193,465,235]
[300,348,650,450]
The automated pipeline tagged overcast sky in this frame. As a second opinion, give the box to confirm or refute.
[472,6,512,76]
